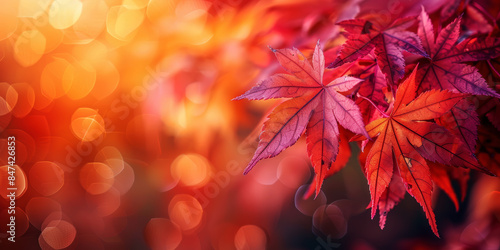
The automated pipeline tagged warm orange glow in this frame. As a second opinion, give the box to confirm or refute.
[79,162,114,194]
[10,82,35,118]
[48,0,83,30]
[0,1,18,41]
[40,57,72,100]
[168,194,203,231]
[171,154,211,187]
[13,30,46,67]
[63,60,96,100]
[92,61,120,100]
[70,108,106,142]
[64,0,108,44]
[106,6,145,41]
[1,0,495,248]
[0,82,18,116]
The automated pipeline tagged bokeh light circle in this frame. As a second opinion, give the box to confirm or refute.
[26,197,62,230]
[0,82,18,116]
[79,162,114,194]
[171,154,211,187]
[40,57,72,100]
[13,30,46,67]
[168,194,203,231]
[49,0,83,30]
[71,107,106,141]
[312,204,347,239]
[0,165,28,199]
[252,159,279,186]
[95,146,124,176]
[277,156,311,188]
[294,184,327,216]
[112,161,135,195]
[106,6,145,41]
[234,225,267,250]
[10,82,35,118]
[41,220,77,249]
[64,0,108,44]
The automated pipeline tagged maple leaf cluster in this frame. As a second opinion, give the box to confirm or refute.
[235,6,500,237]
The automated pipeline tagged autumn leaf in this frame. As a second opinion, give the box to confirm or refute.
[329,16,428,86]
[416,8,500,98]
[303,127,352,199]
[429,161,470,211]
[354,60,391,125]
[356,66,493,237]
[412,10,500,203]
[235,42,368,196]
[376,163,406,230]
[415,8,500,157]
[436,99,479,155]
[430,99,477,208]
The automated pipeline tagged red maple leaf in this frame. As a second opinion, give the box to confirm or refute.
[353,58,392,125]
[234,42,369,196]
[303,127,352,199]
[415,8,500,97]
[329,16,428,86]
[409,9,500,206]
[355,66,494,237]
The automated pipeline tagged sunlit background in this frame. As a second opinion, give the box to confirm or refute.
[0,0,500,249]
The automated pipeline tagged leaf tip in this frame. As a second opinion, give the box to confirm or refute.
[433,229,441,238]
[268,45,277,53]
[370,202,377,219]
[242,162,256,175]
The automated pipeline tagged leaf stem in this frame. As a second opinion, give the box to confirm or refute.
[487,59,500,78]
[357,94,390,118]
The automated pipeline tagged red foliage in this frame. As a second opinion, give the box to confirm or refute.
[237,6,500,237]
